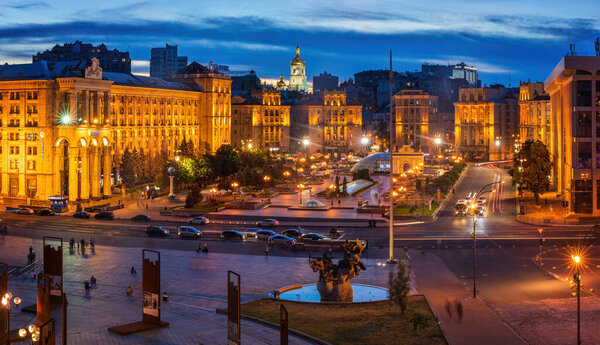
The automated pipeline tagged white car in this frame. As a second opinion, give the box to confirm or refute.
[268,235,296,245]
[255,229,277,240]
[177,226,202,238]
[256,219,279,227]
[188,216,208,225]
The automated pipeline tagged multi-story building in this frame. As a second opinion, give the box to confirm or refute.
[313,72,338,92]
[150,44,188,79]
[0,58,230,207]
[290,91,362,155]
[33,41,131,73]
[231,89,290,152]
[519,81,552,148]
[394,90,438,154]
[454,86,519,161]
[545,55,600,214]
[288,46,309,93]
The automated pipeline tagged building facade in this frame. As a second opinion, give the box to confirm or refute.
[150,44,188,79]
[313,71,338,92]
[545,55,600,214]
[231,89,290,152]
[519,82,552,145]
[394,90,438,154]
[0,59,229,207]
[454,86,519,161]
[290,91,362,155]
[289,46,308,93]
[33,41,131,74]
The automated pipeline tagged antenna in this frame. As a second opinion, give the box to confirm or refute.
[569,43,575,56]
[595,37,600,56]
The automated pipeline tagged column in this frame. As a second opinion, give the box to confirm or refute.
[103,147,112,196]
[68,147,78,201]
[104,91,111,124]
[90,147,101,198]
[80,147,90,200]
[95,91,101,124]
[52,147,60,195]
[69,90,78,121]
[85,90,90,124]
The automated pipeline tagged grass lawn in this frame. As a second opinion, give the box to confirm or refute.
[172,200,225,211]
[241,296,446,345]
[394,202,439,216]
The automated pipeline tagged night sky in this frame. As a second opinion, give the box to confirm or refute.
[1,0,599,85]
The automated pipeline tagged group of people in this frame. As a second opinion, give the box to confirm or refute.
[84,276,97,290]
[69,237,96,252]
[445,298,464,321]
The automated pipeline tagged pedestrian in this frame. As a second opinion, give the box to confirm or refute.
[444,298,452,319]
[126,286,133,296]
[162,291,169,302]
[69,238,75,251]
[197,242,202,253]
[2,225,7,234]
[90,276,97,284]
[455,300,463,321]
[265,245,270,256]
[130,266,137,274]
[84,279,91,290]
[76,242,80,253]
[80,238,85,249]
[202,243,208,253]
[338,199,341,205]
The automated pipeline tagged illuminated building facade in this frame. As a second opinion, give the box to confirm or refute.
[290,91,362,154]
[0,58,230,207]
[231,89,290,152]
[394,90,438,153]
[289,46,308,93]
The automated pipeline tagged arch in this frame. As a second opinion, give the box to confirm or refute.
[55,137,70,147]
[102,137,109,146]
[90,138,99,146]
[402,162,411,172]
[79,138,87,147]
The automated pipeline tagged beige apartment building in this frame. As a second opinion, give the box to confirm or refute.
[231,89,291,152]
[394,90,438,154]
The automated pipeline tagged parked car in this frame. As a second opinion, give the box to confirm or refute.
[177,226,202,239]
[221,230,247,240]
[17,208,34,215]
[280,229,303,239]
[256,219,279,227]
[301,233,329,241]
[268,235,296,245]
[255,229,277,240]
[73,211,91,219]
[145,226,169,237]
[5,207,20,213]
[37,209,55,216]
[131,214,151,222]
[188,216,209,225]
[94,211,115,220]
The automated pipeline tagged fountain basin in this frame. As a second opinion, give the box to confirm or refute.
[275,283,389,303]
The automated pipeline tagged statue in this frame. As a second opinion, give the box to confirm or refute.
[309,239,367,302]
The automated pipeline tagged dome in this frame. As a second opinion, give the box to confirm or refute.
[291,46,305,66]
[277,74,286,88]
[302,199,325,208]
[350,152,390,174]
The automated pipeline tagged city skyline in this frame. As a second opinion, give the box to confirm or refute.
[0,0,599,84]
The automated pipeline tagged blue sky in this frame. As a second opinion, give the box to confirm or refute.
[0,0,599,85]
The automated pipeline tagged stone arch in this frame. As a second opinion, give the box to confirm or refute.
[402,162,411,172]
[102,137,109,146]
[55,137,70,147]
[79,138,87,147]
[90,138,99,146]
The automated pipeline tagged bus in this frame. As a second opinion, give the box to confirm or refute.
[455,199,469,216]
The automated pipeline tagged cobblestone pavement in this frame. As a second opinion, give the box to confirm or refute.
[1,235,393,344]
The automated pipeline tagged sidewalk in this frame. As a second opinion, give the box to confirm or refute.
[409,250,526,345]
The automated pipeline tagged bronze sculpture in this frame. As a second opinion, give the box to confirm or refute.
[309,239,367,301]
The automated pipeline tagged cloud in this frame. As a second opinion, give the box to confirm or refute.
[1,1,50,10]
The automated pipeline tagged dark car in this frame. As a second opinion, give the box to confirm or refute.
[73,211,91,219]
[145,226,169,237]
[280,229,303,239]
[221,230,247,240]
[37,209,55,216]
[94,211,115,220]
[301,233,329,241]
[131,214,151,222]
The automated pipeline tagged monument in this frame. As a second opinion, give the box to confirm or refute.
[308,239,367,302]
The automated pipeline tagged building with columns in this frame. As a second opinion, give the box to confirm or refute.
[394,90,438,154]
[0,58,230,208]
[231,89,290,152]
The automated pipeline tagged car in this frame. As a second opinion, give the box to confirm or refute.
[73,211,91,219]
[188,216,209,225]
[477,196,486,204]
[221,230,247,240]
[256,219,279,227]
[94,211,115,220]
[301,233,329,241]
[5,207,20,213]
[17,208,34,215]
[280,229,303,239]
[145,226,169,237]
[268,235,296,245]
[475,205,485,216]
[255,229,277,240]
[37,209,55,216]
[131,214,151,222]
[177,226,202,239]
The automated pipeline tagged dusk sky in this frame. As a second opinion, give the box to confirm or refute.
[1,0,599,85]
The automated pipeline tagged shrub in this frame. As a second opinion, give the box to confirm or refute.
[388,260,411,315]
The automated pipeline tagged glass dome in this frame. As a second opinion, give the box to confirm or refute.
[302,199,326,208]
[350,152,390,174]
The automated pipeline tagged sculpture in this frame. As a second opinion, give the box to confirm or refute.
[309,239,367,302]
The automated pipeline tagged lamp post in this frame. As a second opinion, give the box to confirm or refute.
[302,138,309,156]
[231,182,239,201]
[434,137,442,157]
[263,175,271,189]
[471,180,502,298]
[167,166,176,199]
[1,292,21,345]
[297,183,305,204]
[572,255,581,345]
[329,184,336,205]
[283,171,290,190]
[538,228,544,265]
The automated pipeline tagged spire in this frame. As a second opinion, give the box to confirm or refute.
[296,45,300,55]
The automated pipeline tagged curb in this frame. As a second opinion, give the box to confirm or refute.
[428,165,468,223]
[216,307,333,345]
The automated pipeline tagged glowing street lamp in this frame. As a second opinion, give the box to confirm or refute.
[434,137,442,145]
[283,171,290,189]
[302,139,309,147]
[2,291,22,345]
[297,183,305,204]
[329,184,336,205]
[263,175,271,188]
[572,254,582,345]
[231,182,239,200]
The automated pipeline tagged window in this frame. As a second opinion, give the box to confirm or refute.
[10,92,20,100]
[576,112,592,137]
[576,80,592,107]
[27,160,36,170]
[9,146,19,155]
[27,147,37,155]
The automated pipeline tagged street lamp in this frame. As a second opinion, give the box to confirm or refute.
[297,183,305,204]
[329,184,336,205]
[302,138,309,155]
[434,137,442,157]
[263,175,271,188]
[1,292,22,345]
[231,182,239,200]
[283,171,290,189]
[572,254,582,345]
[538,228,544,265]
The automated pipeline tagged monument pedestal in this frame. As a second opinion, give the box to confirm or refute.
[317,280,353,302]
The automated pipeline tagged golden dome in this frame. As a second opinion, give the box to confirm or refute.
[277,74,286,88]
[291,45,305,66]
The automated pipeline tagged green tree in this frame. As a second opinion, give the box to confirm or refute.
[510,140,552,203]
[342,177,348,195]
[239,148,268,169]
[388,260,411,316]
[335,175,340,196]
[212,144,240,178]
[178,137,196,158]
[119,148,137,188]
[194,156,213,186]
[185,185,203,208]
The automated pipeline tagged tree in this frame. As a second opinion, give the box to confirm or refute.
[342,177,348,195]
[194,156,213,186]
[335,175,340,196]
[120,148,137,188]
[510,140,552,203]
[213,144,240,178]
[185,185,203,208]
[388,260,411,316]
[178,137,196,158]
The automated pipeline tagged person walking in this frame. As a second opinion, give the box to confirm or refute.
[444,298,453,319]
[130,266,137,274]
[126,286,133,296]
[265,245,270,256]
[455,300,463,321]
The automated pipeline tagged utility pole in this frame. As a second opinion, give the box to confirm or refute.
[472,210,477,299]
[538,228,543,265]
[388,49,396,263]
[63,293,68,345]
